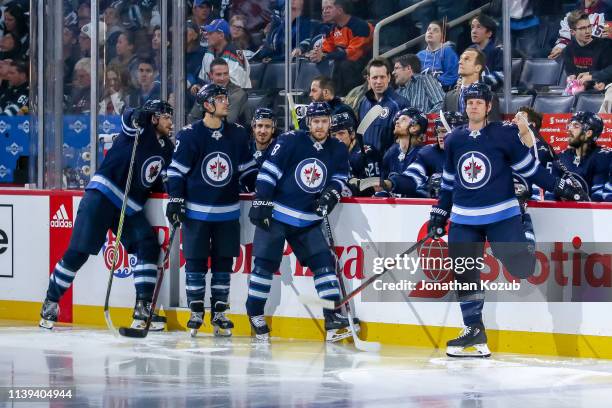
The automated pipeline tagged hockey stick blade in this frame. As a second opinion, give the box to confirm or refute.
[359,177,381,192]
[439,110,452,133]
[357,105,384,136]
[348,315,380,352]
[118,327,148,338]
[298,294,336,309]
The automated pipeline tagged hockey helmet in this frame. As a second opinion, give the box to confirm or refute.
[305,101,331,118]
[393,107,428,131]
[330,112,356,133]
[141,99,174,116]
[252,107,276,127]
[435,111,467,131]
[196,83,229,105]
[569,111,604,140]
[463,82,493,103]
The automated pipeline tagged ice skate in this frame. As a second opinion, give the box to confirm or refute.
[248,314,270,342]
[39,298,59,330]
[186,300,204,337]
[211,301,233,337]
[446,324,491,358]
[324,311,360,343]
[130,300,167,332]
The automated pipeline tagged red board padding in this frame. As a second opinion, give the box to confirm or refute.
[49,194,74,323]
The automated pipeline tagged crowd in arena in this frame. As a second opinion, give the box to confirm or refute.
[0,0,610,196]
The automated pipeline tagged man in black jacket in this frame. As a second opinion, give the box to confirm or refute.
[0,60,28,115]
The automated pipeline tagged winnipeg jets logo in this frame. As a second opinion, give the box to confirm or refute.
[141,156,164,187]
[398,152,406,161]
[313,142,323,151]
[469,130,480,139]
[201,151,233,187]
[458,151,491,189]
[380,107,390,119]
[211,130,223,140]
[295,158,327,193]
[253,150,262,160]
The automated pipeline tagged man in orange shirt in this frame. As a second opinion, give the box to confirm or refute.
[307,0,373,96]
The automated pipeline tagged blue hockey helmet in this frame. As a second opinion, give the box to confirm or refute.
[435,111,467,131]
[394,107,428,131]
[330,112,356,133]
[463,82,493,103]
[196,83,228,105]
[306,101,331,118]
[570,111,604,140]
[252,107,276,127]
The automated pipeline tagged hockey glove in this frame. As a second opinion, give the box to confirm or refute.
[166,197,186,227]
[315,185,341,217]
[554,177,586,201]
[249,200,274,231]
[428,206,449,239]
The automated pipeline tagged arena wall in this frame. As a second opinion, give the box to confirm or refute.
[1,190,612,359]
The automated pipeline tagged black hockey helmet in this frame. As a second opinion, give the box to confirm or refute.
[463,82,493,103]
[570,111,604,140]
[252,107,276,127]
[435,111,467,131]
[196,83,228,105]
[306,101,331,118]
[393,107,428,131]
[141,99,174,116]
[330,112,355,133]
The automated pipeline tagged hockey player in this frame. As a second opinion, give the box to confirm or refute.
[382,111,466,198]
[39,100,175,330]
[330,112,380,196]
[550,111,609,201]
[166,84,257,337]
[427,83,583,357]
[241,108,277,193]
[375,108,427,197]
[246,101,357,342]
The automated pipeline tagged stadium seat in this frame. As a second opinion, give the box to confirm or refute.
[511,58,523,86]
[574,93,605,113]
[498,95,534,114]
[246,93,267,114]
[519,59,564,88]
[249,63,266,90]
[533,95,575,113]
[260,62,293,90]
[294,61,323,93]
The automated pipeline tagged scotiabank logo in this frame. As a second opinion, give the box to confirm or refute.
[50,205,73,228]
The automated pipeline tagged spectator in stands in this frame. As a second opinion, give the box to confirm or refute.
[186,20,206,110]
[194,18,251,91]
[393,54,444,114]
[359,57,409,153]
[0,32,21,60]
[110,31,139,82]
[79,21,107,59]
[63,25,81,89]
[99,64,133,115]
[129,57,161,106]
[417,20,459,91]
[468,14,504,90]
[309,75,356,120]
[443,48,502,121]
[229,15,255,53]
[548,0,611,60]
[188,57,250,126]
[563,10,612,89]
[67,57,91,113]
[307,0,373,96]
[102,4,123,38]
[151,25,171,78]
[0,58,12,95]
[398,0,468,45]
[577,62,612,92]
[344,68,369,114]
[0,59,28,115]
[508,0,542,58]
[1,3,29,53]
[77,0,91,29]
[191,0,215,28]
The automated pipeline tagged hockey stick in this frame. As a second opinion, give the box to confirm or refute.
[118,224,178,338]
[322,214,380,352]
[104,125,142,333]
[439,110,452,133]
[299,231,435,310]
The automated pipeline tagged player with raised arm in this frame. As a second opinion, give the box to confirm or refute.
[39,100,174,331]
[246,101,358,342]
[427,83,583,357]
[166,84,257,337]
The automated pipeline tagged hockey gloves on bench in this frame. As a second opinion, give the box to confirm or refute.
[249,200,274,231]
[166,197,186,227]
[428,206,449,239]
[315,185,341,217]
[554,177,586,201]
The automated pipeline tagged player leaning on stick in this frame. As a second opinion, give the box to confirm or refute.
[166,84,257,337]
[40,100,174,330]
[246,101,358,342]
[427,83,583,357]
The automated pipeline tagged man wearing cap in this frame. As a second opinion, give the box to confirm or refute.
[78,21,106,58]
[194,18,251,90]
[191,0,215,30]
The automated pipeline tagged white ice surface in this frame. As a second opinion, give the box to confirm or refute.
[2,323,612,407]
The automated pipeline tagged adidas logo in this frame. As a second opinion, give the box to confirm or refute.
[50,204,73,228]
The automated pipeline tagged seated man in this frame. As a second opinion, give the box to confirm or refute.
[467,14,503,90]
[393,54,445,114]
